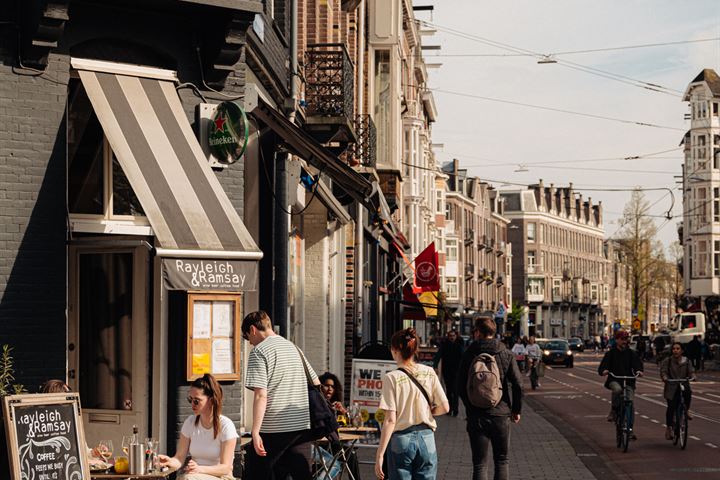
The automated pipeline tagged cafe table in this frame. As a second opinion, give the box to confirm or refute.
[90,469,175,480]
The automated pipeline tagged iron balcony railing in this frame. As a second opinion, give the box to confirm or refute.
[305,43,354,118]
[352,114,376,167]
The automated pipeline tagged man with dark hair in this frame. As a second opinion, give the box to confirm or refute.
[599,330,643,425]
[243,310,320,480]
[434,329,464,416]
[457,316,523,480]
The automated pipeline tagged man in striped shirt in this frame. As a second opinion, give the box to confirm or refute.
[243,310,319,479]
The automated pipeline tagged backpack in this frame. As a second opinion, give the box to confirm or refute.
[466,352,503,408]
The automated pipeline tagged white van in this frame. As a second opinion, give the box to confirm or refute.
[669,312,705,344]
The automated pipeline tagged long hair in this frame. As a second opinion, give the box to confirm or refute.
[318,372,343,403]
[191,374,223,438]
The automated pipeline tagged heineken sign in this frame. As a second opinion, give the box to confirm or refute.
[208,101,249,164]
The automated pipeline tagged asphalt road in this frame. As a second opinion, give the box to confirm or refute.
[528,351,720,480]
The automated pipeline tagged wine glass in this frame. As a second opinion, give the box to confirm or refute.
[97,440,114,464]
[121,436,133,456]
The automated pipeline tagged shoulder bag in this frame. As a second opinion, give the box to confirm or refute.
[397,367,435,410]
[295,346,339,441]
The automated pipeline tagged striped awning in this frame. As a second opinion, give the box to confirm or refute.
[72,59,261,259]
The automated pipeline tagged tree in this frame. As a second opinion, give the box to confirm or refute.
[616,189,666,329]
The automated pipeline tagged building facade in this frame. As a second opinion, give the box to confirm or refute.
[604,240,633,331]
[680,69,720,319]
[502,181,607,339]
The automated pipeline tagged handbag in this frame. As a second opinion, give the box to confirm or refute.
[296,346,340,440]
[397,367,434,410]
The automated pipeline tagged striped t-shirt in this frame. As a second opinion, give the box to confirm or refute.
[244,335,318,433]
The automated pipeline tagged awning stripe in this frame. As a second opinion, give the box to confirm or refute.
[75,61,261,255]
[94,71,199,248]
[151,79,251,250]
[77,71,178,247]
[115,75,223,249]
[158,81,257,250]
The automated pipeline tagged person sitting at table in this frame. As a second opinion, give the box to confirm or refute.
[319,372,347,416]
[158,374,238,480]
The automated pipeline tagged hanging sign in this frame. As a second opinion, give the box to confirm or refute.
[163,258,257,291]
[208,101,249,164]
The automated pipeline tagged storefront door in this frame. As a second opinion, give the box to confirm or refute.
[68,245,150,451]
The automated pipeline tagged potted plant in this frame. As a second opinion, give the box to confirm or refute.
[1,344,26,479]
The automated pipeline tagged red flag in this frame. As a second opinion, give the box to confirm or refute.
[414,243,440,292]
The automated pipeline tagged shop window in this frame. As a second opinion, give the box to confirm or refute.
[187,293,242,381]
[67,78,145,220]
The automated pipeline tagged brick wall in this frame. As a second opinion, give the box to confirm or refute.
[302,199,330,372]
[0,46,70,390]
[343,224,356,403]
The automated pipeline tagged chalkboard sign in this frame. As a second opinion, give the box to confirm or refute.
[3,393,90,480]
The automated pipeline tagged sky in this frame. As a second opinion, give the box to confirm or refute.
[415,0,720,250]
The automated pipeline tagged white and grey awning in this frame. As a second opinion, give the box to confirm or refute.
[71,58,262,260]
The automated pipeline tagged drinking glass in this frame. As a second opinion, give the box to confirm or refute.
[121,435,133,456]
[145,438,158,473]
[97,440,114,464]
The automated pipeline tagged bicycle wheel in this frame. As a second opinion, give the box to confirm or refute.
[622,404,631,453]
[615,412,622,448]
[679,405,688,450]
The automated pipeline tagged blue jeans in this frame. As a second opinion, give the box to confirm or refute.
[387,424,437,480]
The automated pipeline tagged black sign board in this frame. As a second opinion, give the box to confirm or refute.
[163,258,257,291]
[3,393,90,480]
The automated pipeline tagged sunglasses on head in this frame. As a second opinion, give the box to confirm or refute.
[187,396,202,406]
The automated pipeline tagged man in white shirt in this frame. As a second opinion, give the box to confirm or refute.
[243,311,319,480]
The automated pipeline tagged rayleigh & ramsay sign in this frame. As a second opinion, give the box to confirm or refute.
[350,359,396,413]
[163,258,257,291]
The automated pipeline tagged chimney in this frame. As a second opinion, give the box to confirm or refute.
[549,183,556,213]
[596,201,603,226]
[567,182,575,218]
[587,197,594,224]
[576,193,583,222]
[537,179,546,210]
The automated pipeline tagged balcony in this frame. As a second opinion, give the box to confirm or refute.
[344,114,376,167]
[485,270,495,284]
[496,273,505,286]
[552,292,562,303]
[464,229,475,246]
[303,43,357,147]
[465,263,475,279]
[485,237,494,252]
[478,234,488,248]
[495,241,505,256]
[527,265,543,275]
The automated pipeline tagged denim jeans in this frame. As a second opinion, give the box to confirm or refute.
[608,381,634,411]
[467,415,510,480]
[387,424,437,480]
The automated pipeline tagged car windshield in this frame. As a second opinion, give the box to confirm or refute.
[545,341,568,350]
[568,339,581,344]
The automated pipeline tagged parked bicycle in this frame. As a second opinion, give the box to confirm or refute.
[666,378,692,449]
[609,372,640,453]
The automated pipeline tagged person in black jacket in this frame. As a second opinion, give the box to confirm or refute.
[433,329,464,416]
[457,315,522,480]
[598,330,644,423]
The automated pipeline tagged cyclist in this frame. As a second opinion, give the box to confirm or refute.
[598,330,644,426]
[660,342,696,440]
[526,336,543,388]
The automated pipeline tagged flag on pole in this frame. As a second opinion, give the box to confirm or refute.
[414,242,440,293]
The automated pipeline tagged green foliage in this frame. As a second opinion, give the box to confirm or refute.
[0,345,26,397]
[507,302,523,327]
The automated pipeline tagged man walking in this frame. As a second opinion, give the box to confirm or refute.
[243,310,319,480]
[434,329,464,416]
[686,335,702,371]
[458,315,523,480]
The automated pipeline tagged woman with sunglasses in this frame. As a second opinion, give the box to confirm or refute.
[158,374,238,480]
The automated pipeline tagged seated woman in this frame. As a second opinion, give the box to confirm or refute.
[158,374,238,480]
[660,342,696,440]
[319,372,347,416]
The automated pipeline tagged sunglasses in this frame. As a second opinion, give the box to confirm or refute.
[186,396,203,406]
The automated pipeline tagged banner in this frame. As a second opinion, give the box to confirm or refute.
[419,291,439,317]
[350,359,397,412]
[414,243,440,292]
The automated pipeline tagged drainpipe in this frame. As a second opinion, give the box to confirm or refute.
[273,1,298,338]
[354,0,366,351]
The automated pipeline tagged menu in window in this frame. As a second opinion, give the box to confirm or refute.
[193,302,212,339]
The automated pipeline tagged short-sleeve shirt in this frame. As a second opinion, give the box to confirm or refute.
[244,335,318,433]
[180,415,238,466]
[378,364,447,432]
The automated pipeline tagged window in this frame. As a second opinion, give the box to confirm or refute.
[697,240,708,277]
[590,284,598,302]
[446,239,458,262]
[527,222,536,242]
[715,241,720,276]
[527,277,544,296]
[714,102,719,116]
[374,50,392,166]
[445,277,459,299]
[436,189,444,213]
[714,188,720,223]
[68,79,145,220]
[552,278,561,298]
[527,250,537,272]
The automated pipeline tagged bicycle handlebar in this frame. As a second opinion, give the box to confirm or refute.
[608,373,641,379]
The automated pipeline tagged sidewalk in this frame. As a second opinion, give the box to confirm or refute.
[356,401,597,479]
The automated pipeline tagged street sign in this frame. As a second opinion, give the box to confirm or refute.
[613,322,621,331]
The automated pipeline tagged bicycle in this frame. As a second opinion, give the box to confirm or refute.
[666,378,692,450]
[609,372,640,453]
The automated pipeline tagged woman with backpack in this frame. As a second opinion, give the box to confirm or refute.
[374,328,449,480]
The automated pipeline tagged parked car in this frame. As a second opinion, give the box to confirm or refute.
[629,335,650,351]
[567,337,584,352]
[542,339,574,368]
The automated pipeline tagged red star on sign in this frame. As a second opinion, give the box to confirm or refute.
[214,114,226,132]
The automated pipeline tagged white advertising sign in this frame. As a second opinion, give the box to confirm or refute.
[350,359,397,413]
